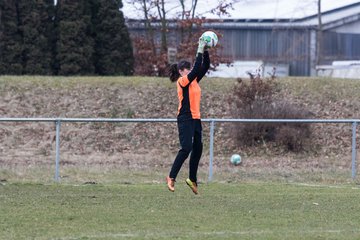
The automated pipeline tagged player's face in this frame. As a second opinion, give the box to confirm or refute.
[179,68,190,77]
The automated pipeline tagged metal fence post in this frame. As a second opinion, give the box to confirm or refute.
[208,120,215,182]
[351,121,357,179]
[55,119,61,182]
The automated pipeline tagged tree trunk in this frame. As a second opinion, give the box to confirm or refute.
[141,0,156,55]
[179,0,185,42]
[316,0,322,66]
[187,0,198,41]
[156,0,167,53]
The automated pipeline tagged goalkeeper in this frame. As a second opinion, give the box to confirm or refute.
[166,37,210,195]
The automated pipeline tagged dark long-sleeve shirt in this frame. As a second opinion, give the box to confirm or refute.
[176,51,210,121]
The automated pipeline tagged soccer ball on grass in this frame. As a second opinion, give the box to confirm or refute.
[230,154,242,166]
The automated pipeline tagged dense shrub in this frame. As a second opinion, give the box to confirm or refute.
[132,37,168,76]
[231,76,313,152]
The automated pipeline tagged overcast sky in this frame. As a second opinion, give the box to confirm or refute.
[121,0,360,20]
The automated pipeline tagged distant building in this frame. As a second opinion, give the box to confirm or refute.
[123,0,360,76]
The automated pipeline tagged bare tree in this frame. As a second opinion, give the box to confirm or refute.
[191,0,198,19]
[130,0,236,75]
[316,0,322,65]
[132,0,168,54]
[127,0,156,54]
[154,0,167,53]
[177,0,199,42]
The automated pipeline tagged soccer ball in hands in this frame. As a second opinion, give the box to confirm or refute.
[230,154,242,166]
[201,31,218,48]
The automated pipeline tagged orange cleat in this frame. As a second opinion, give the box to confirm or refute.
[185,178,198,195]
[166,176,175,192]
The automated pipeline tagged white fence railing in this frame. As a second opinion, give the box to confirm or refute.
[0,118,358,182]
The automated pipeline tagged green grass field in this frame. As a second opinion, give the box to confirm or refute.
[1,182,360,240]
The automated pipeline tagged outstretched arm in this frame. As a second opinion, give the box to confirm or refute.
[196,50,210,82]
[178,38,206,87]
[187,53,203,82]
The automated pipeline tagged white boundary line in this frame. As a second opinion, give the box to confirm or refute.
[52,229,360,240]
[289,182,360,190]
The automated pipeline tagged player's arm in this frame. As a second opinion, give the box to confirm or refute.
[196,50,210,82]
[187,52,203,82]
[178,38,206,87]
[178,53,203,87]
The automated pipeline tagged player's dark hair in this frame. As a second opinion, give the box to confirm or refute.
[169,60,191,82]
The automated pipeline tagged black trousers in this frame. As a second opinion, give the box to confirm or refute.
[169,119,203,183]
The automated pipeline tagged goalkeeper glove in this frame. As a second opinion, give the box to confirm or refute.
[197,37,206,54]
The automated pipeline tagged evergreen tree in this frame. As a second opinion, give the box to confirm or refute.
[18,0,54,75]
[93,0,134,75]
[0,0,23,75]
[0,0,134,76]
[56,0,94,75]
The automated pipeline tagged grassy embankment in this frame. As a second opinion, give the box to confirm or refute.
[1,76,360,184]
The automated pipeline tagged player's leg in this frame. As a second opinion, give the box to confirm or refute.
[187,119,202,194]
[167,120,194,191]
[189,119,202,182]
